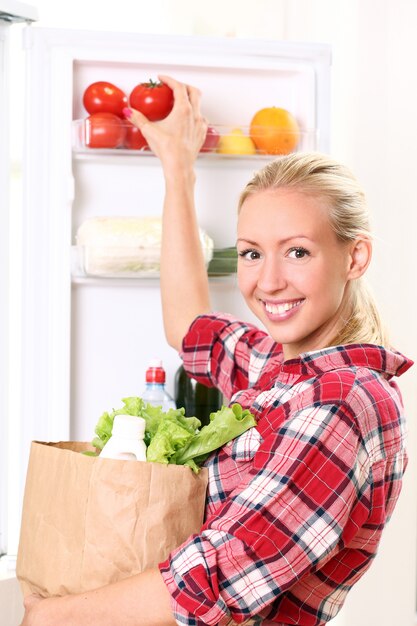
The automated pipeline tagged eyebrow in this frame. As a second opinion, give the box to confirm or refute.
[236,235,312,246]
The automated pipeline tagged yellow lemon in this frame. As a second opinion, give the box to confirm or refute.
[217,127,257,155]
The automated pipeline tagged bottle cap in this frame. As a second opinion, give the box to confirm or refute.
[112,414,146,438]
[146,359,166,383]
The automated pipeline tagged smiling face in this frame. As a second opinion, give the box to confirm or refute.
[237,188,357,359]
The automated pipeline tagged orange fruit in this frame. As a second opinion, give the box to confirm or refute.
[249,107,300,155]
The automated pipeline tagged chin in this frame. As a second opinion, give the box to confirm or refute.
[266,326,314,351]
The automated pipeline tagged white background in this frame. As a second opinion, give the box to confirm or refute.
[5,1,417,625]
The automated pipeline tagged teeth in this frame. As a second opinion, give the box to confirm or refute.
[265,299,303,315]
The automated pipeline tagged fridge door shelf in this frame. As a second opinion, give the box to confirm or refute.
[72,119,318,159]
[71,245,237,281]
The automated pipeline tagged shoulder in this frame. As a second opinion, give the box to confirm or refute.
[255,345,408,467]
[307,363,404,423]
[256,362,393,440]
[312,364,407,463]
[281,342,410,410]
[311,368,358,404]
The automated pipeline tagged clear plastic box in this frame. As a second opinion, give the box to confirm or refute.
[72,119,318,158]
[71,245,237,279]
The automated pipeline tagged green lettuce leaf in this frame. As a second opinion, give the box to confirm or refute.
[92,397,146,450]
[92,397,200,451]
[91,396,256,473]
[92,411,114,450]
[171,403,256,469]
[146,416,195,464]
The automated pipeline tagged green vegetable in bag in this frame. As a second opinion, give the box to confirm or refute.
[90,396,256,473]
[171,404,256,469]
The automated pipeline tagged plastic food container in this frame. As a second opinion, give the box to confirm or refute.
[72,216,234,279]
[72,119,317,157]
[72,245,238,279]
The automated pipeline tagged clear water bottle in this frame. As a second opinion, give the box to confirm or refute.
[142,359,176,411]
[100,414,147,461]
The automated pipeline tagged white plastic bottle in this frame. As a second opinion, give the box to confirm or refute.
[100,414,147,461]
[142,359,176,411]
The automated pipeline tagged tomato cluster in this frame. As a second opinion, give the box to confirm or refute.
[82,79,221,153]
[83,80,174,150]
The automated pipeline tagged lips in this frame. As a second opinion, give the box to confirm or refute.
[263,299,304,315]
[259,298,306,324]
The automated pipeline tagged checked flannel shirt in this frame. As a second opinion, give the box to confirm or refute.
[159,313,413,626]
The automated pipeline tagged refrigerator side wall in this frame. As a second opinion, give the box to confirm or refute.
[18,27,74,508]
[0,21,10,556]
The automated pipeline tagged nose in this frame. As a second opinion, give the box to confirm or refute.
[257,255,287,293]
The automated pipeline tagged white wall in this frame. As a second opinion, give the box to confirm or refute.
[6,1,417,625]
[281,3,417,625]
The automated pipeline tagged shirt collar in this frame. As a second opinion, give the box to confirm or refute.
[281,344,414,379]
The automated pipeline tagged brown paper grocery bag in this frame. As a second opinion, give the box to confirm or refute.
[16,441,208,598]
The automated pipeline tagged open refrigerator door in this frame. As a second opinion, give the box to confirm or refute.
[0,0,37,565]
[15,24,330,548]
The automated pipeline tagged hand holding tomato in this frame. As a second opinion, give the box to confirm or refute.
[125,75,208,171]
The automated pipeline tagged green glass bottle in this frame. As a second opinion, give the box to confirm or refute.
[174,365,223,427]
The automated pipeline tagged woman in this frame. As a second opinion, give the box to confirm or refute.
[21,77,413,626]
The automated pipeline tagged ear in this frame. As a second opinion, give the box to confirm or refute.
[346,237,372,280]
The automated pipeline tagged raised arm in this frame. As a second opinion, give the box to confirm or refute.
[127,76,211,351]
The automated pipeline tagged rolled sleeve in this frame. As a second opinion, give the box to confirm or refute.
[159,401,372,625]
[180,313,278,400]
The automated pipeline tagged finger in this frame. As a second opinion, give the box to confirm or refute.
[157,74,189,103]
[124,107,150,129]
[186,84,202,113]
[124,107,163,149]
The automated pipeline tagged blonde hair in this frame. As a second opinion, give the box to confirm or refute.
[238,152,388,348]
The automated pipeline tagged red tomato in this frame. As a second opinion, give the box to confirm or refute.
[129,80,174,121]
[85,113,126,149]
[83,82,128,118]
[200,126,221,153]
[123,122,149,150]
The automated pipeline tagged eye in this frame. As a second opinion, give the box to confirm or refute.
[287,246,310,259]
[238,248,262,261]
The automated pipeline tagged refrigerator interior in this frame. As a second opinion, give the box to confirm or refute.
[21,26,331,450]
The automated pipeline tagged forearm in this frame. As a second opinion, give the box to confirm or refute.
[24,568,176,626]
[126,76,211,352]
[160,167,211,351]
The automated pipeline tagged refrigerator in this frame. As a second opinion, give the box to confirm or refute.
[0,0,38,562]
[2,18,331,560]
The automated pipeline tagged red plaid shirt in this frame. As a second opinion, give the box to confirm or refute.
[159,313,413,626]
